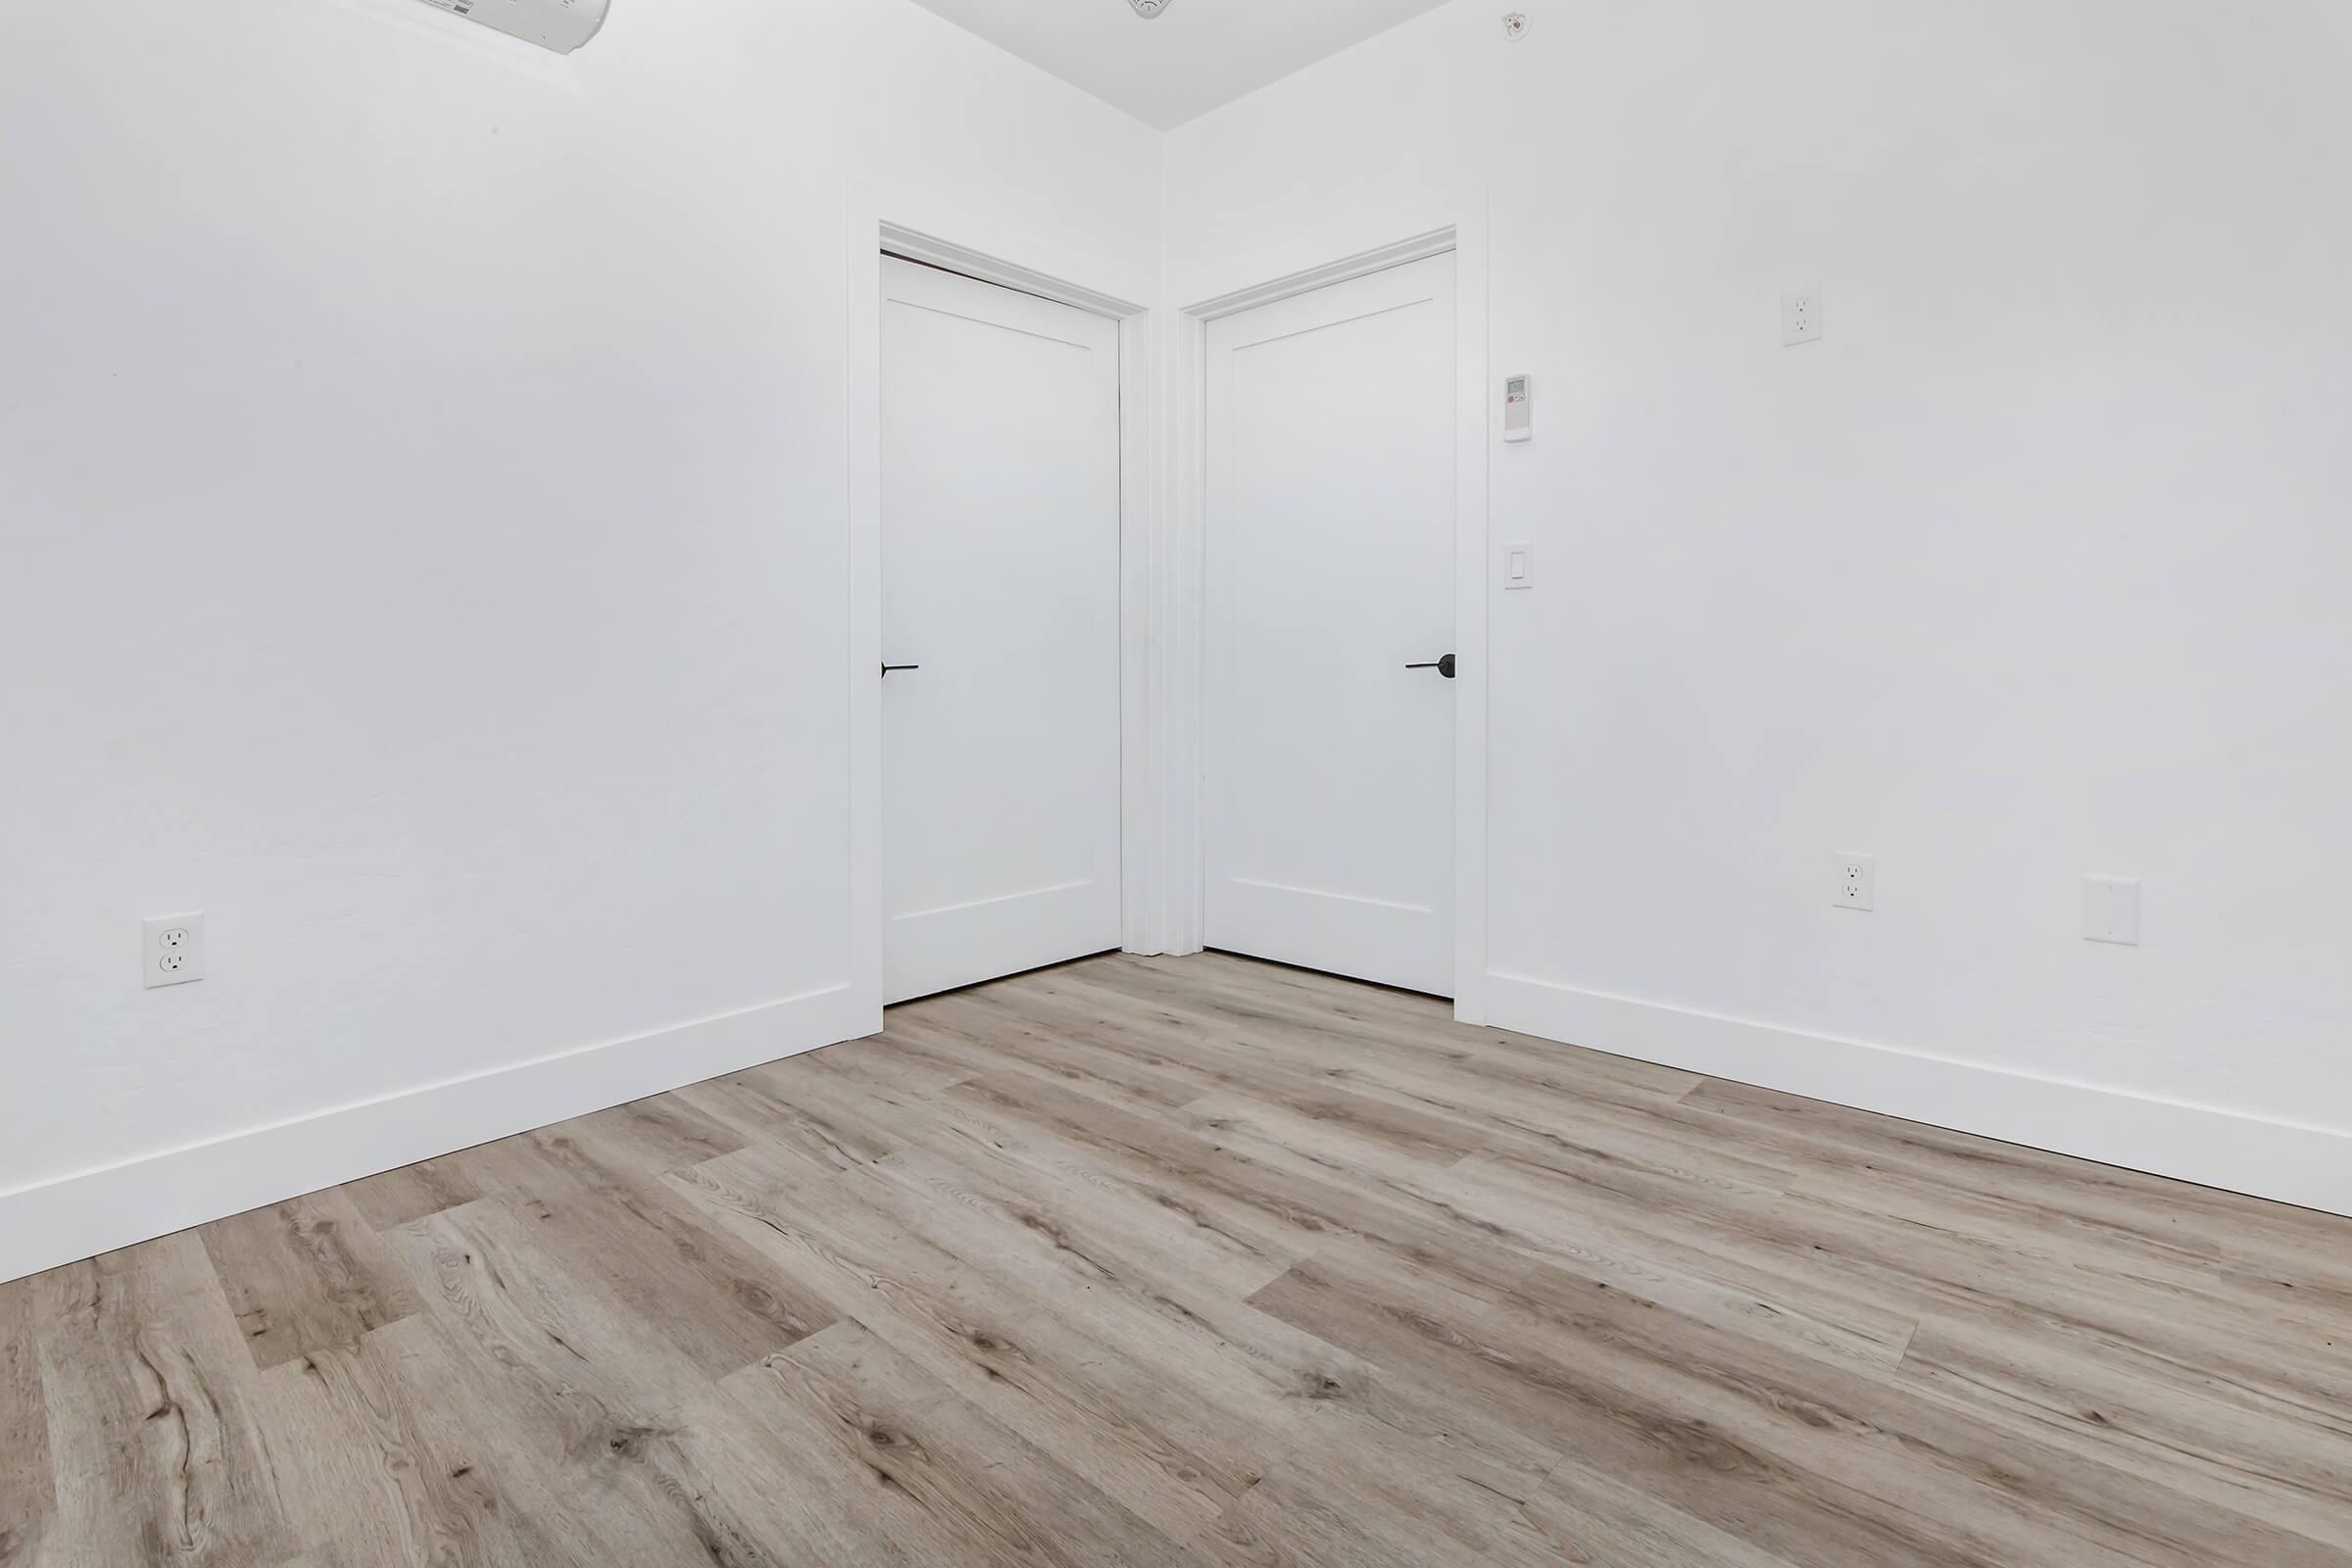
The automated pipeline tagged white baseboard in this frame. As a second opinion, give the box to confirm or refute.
[1485,972,2352,1218]
[0,983,875,1286]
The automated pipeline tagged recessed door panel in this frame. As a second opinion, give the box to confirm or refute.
[881,257,1122,1004]
[1204,254,1455,995]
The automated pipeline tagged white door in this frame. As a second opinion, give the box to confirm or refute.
[1204,253,1456,996]
[881,256,1122,1004]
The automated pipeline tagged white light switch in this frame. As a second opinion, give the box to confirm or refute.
[2082,876,2141,946]
[1503,543,1535,589]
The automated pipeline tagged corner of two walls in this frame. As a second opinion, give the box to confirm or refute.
[0,0,1163,1285]
[1162,0,2352,1216]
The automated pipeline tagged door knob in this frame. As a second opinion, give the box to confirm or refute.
[881,663,921,677]
[1405,654,1457,679]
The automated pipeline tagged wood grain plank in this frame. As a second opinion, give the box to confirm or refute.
[725,1319,1190,1568]
[1683,1075,2352,1304]
[0,1276,54,1567]
[1895,1309,2352,1553]
[1193,1396,1571,1568]
[250,1321,520,1568]
[33,1234,302,1565]
[199,1190,423,1368]
[458,1123,835,1376]
[342,1153,488,1232]
[1425,1150,1921,1371]
[671,1151,1277,1539]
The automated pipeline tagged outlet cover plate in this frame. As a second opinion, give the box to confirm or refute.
[2082,876,2141,946]
[1783,288,1824,346]
[143,912,206,988]
[1832,853,1876,911]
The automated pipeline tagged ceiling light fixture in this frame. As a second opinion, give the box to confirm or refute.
[1128,0,1172,17]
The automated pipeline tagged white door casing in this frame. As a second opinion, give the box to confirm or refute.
[880,256,1123,1004]
[1202,252,1457,996]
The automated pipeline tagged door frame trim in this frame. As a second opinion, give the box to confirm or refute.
[847,181,1162,1032]
[1165,191,1493,1021]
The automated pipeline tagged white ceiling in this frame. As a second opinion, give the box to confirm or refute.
[903,0,1455,130]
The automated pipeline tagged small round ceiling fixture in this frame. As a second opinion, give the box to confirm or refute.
[1502,12,1529,39]
[1129,0,1171,16]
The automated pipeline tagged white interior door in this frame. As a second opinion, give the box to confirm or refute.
[1204,253,1456,996]
[881,256,1122,1004]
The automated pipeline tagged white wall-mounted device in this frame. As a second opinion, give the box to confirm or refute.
[413,0,610,53]
[2082,875,2141,946]
[143,912,206,989]
[1503,374,1533,442]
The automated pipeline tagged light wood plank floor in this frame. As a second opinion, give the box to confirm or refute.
[6,951,2350,1566]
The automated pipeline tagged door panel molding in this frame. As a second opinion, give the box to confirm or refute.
[878,257,1121,1004]
[847,182,1163,1031]
[1165,193,1493,1017]
[1203,251,1458,998]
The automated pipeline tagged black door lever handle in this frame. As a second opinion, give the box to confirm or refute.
[1405,654,1457,679]
[881,663,921,677]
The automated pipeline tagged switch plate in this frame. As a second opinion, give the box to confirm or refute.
[1832,853,1876,911]
[2082,876,2141,946]
[143,912,205,988]
[1783,288,1824,346]
[1503,543,1535,589]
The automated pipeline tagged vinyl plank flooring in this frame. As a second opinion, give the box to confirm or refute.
[673,1151,1271,1538]
[562,1090,750,1176]
[368,1281,728,1567]
[1194,1408,1572,1568]
[1426,1149,1922,1371]
[1683,1076,2352,1304]
[725,1319,1192,1568]
[672,1063,906,1181]
[457,1124,835,1378]
[1510,1257,2348,1568]
[32,1235,303,1566]
[941,1068,1539,1294]
[249,1321,514,1568]
[1894,1309,2352,1553]
[341,1152,487,1233]
[18,951,2352,1567]
[0,1278,54,1567]
[198,1190,423,1369]
[1515,1453,1811,1568]
[1247,1241,2054,1568]
[851,1150,1354,1462]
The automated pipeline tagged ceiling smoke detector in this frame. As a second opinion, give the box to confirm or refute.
[1128,0,1171,16]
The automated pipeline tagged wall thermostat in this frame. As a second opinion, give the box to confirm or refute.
[1503,374,1533,442]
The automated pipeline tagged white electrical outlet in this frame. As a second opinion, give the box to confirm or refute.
[1832,854,1876,911]
[143,912,206,988]
[1783,288,1824,346]
[2082,876,2141,946]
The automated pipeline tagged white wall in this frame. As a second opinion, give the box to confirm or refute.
[0,0,1158,1275]
[1165,0,2352,1204]
[10,0,2352,1276]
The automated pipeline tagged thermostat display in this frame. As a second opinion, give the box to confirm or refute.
[1503,374,1532,442]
